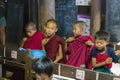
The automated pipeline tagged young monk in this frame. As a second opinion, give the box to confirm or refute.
[42,19,67,63]
[66,21,94,69]
[20,22,44,50]
[11,22,44,80]
[92,31,120,74]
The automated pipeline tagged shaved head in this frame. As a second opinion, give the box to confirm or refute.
[25,22,37,37]
[25,22,37,30]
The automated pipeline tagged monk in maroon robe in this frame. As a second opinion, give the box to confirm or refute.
[23,32,44,50]
[45,35,67,63]
[12,22,44,80]
[20,22,44,50]
[66,35,94,69]
[66,21,94,69]
[42,19,67,64]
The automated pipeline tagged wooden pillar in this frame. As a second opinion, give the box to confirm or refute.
[25,51,33,80]
[90,0,101,37]
[38,0,55,31]
[28,0,38,29]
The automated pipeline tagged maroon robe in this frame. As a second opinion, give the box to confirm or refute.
[23,32,44,50]
[66,35,94,69]
[45,35,67,64]
[10,32,44,80]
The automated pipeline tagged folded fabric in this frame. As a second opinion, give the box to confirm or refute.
[30,50,46,59]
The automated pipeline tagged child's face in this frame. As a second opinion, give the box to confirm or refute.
[26,26,36,37]
[95,39,108,51]
[73,24,84,37]
[45,22,57,37]
[36,73,50,80]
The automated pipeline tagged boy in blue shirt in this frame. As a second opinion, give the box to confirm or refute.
[92,31,120,73]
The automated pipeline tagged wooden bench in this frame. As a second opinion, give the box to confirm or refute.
[24,51,120,80]
[53,64,120,80]
[1,48,120,80]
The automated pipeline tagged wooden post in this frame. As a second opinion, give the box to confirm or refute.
[38,0,55,31]
[25,51,35,80]
[90,0,101,37]
[25,51,33,80]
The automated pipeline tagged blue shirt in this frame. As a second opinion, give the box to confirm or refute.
[92,47,119,63]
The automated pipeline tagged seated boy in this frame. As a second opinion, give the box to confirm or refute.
[33,57,54,80]
[14,22,44,80]
[66,21,94,69]
[42,19,67,63]
[92,31,120,74]
[20,22,44,50]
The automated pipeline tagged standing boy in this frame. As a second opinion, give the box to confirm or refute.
[66,21,94,69]
[42,19,67,63]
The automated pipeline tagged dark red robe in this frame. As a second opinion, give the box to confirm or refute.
[66,35,94,69]
[23,32,44,50]
[10,32,44,80]
[45,35,67,64]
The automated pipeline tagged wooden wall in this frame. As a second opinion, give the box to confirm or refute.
[106,0,120,42]
[38,0,55,31]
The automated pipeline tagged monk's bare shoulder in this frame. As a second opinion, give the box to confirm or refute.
[19,37,28,48]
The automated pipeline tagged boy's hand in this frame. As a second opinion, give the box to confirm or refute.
[66,37,75,42]
[85,40,94,46]
[42,38,49,45]
[105,57,112,64]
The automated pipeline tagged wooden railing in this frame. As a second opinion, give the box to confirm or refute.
[0,77,10,80]
[52,63,120,80]
[0,49,120,80]
[24,51,120,80]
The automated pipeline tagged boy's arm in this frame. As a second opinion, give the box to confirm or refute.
[42,38,49,50]
[65,42,68,52]
[66,37,75,43]
[19,37,27,48]
[92,58,106,68]
[54,44,63,63]
[42,39,45,50]
[109,48,120,63]
[85,40,94,46]
[92,57,112,68]
[65,37,75,51]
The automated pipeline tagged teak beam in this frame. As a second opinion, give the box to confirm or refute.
[90,0,101,37]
